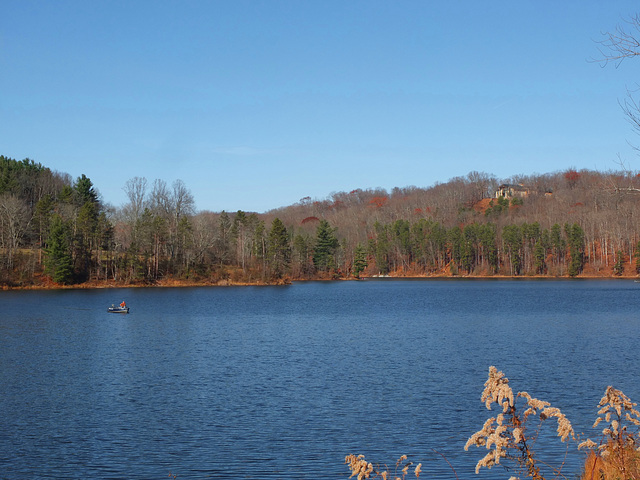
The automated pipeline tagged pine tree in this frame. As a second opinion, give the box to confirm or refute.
[534,240,546,274]
[502,224,523,275]
[565,223,584,277]
[353,243,368,278]
[372,221,390,274]
[267,218,290,278]
[74,174,98,206]
[313,220,338,272]
[614,250,625,276]
[44,215,74,284]
[292,233,312,276]
[216,211,232,264]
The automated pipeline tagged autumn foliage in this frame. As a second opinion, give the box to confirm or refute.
[2,155,640,287]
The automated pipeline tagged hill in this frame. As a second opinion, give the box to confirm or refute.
[1,155,639,287]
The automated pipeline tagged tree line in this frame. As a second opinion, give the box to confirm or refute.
[2,154,640,286]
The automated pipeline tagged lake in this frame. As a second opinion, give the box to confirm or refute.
[1,279,639,479]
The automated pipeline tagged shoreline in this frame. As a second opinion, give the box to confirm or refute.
[2,272,638,291]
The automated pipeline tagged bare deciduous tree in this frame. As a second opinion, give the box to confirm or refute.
[595,14,640,66]
[0,194,32,269]
[597,15,640,139]
[172,179,195,221]
[122,176,148,223]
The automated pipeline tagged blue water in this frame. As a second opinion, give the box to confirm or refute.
[1,279,640,479]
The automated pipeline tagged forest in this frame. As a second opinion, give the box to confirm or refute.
[1,154,640,288]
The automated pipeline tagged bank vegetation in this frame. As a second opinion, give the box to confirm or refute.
[1,154,640,288]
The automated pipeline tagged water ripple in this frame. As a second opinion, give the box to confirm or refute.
[1,280,639,479]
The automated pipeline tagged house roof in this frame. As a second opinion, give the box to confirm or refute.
[498,183,529,191]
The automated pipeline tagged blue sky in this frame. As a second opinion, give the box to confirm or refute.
[2,1,640,213]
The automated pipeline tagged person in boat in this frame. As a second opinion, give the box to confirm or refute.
[120,301,126,308]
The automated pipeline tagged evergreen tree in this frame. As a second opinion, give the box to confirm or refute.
[267,218,290,278]
[34,194,55,248]
[176,216,193,273]
[232,210,249,271]
[550,223,565,265]
[292,233,312,276]
[313,219,338,272]
[216,211,232,264]
[58,185,74,204]
[44,215,74,284]
[75,201,98,281]
[478,223,498,273]
[462,224,479,273]
[252,219,266,261]
[614,250,625,276]
[371,221,390,274]
[502,224,523,275]
[534,240,547,274]
[74,174,98,206]
[448,226,463,271]
[353,243,368,278]
[392,219,412,265]
[565,223,584,277]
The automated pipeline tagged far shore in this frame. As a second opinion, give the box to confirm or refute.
[2,271,639,291]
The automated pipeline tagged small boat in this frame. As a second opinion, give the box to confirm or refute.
[108,304,130,314]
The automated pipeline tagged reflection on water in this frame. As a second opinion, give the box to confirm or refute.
[1,280,639,479]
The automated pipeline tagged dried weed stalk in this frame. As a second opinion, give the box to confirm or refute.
[464,366,574,479]
[345,454,421,480]
[579,386,640,480]
[345,367,640,480]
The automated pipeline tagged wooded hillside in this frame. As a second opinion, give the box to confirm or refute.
[1,154,639,287]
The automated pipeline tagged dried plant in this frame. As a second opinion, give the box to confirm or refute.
[464,366,574,479]
[345,454,421,480]
[345,368,640,480]
[579,386,640,479]
[345,454,374,480]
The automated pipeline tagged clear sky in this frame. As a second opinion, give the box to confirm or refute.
[3,1,640,213]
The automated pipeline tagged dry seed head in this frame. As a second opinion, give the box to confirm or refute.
[345,454,374,480]
[557,415,574,442]
[485,423,509,452]
[414,463,422,478]
[626,412,640,426]
[519,391,532,401]
[539,406,574,441]
[513,427,524,444]
[474,446,506,474]
[592,385,640,441]
[578,438,598,450]
[611,419,619,435]
[525,395,550,412]
[598,386,637,416]
[465,417,496,450]
[481,366,514,412]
